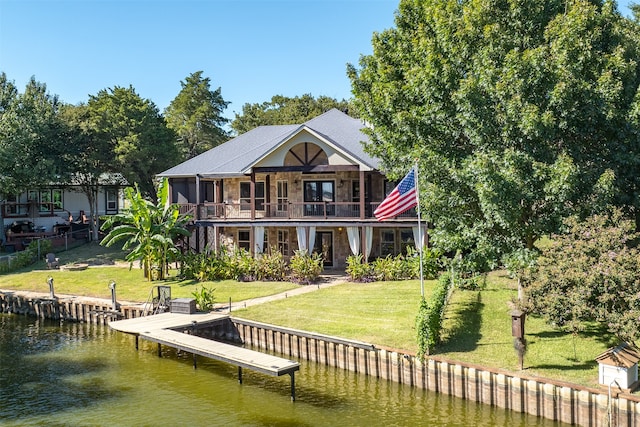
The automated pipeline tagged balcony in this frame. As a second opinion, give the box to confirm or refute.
[178,202,417,222]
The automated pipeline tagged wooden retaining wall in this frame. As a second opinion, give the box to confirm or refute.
[2,290,640,426]
[0,290,146,325]
[217,317,640,427]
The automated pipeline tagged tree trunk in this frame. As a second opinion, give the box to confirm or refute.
[91,187,100,241]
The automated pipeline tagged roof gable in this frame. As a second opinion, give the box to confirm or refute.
[158,109,378,178]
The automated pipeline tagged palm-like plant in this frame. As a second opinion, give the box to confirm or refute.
[101,178,191,280]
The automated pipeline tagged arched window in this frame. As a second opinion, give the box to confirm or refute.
[284,142,328,167]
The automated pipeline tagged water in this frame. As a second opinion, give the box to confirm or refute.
[0,314,565,426]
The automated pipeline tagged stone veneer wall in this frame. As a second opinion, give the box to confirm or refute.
[4,290,637,426]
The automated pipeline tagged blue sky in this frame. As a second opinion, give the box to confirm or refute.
[0,0,636,120]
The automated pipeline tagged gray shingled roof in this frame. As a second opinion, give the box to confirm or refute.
[158,109,379,178]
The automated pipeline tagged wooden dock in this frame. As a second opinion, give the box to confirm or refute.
[109,312,300,400]
[109,311,229,335]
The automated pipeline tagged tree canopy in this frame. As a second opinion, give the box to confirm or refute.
[348,0,640,267]
[0,74,71,194]
[523,210,640,345]
[230,94,354,134]
[164,71,230,159]
[86,86,180,196]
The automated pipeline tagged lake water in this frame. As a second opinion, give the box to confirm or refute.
[0,314,566,426]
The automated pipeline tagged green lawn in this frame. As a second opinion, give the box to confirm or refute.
[0,242,623,389]
[234,279,427,349]
[236,271,619,389]
[0,243,299,304]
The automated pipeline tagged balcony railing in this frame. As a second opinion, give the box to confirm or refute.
[186,201,416,221]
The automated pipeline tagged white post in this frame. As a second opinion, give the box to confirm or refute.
[414,163,425,298]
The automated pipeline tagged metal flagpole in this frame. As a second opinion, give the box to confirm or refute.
[414,162,425,298]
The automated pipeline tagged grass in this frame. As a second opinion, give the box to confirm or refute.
[436,271,617,387]
[236,271,620,389]
[0,242,625,389]
[234,279,428,349]
[0,243,299,304]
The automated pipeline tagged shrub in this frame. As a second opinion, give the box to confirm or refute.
[289,250,323,284]
[192,285,216,311]
[416,272,453,358]
[405,246,443,280]
[255,248,287,281]
[346,254,374,282]
[372,254,405,281]
[231,248,256,281]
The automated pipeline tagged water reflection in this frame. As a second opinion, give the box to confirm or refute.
[0,314,565,427]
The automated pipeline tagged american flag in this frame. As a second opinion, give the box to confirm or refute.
[374,168,417,221]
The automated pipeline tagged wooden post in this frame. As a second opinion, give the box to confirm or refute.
[359,170,365,220]
[290,371,296,402]
[157,343,162,357]
[250,171,256,221]
[238,366,243,384]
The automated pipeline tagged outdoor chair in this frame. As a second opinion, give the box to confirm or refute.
[46,253,59,269]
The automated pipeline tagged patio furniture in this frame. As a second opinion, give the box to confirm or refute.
[46,253,59,269]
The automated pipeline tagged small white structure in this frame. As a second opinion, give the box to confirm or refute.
[596,342,640,392]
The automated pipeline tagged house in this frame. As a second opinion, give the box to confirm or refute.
[157,109,425,269]
[1,173,127,250]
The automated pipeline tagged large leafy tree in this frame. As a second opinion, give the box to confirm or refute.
[87,86,179,196]
[348,0,640,267]
[0,74,74,243]
[0,74,70,194]
[523,210,640,345]
[164,71,230,159]
[58,103,127,240]
[101,178,191,281]
[230,94,354,135]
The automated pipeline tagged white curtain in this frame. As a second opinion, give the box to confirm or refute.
[308,226,316,255]
[412,225,426,252]
[296,226,307,253]
[254,226,265,254]
[346,227,360,255]
[365,226,373,259]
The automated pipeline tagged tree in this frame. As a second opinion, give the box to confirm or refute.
[523,210,640,346]
[230,94,354,135]
[0,74,73,242]
[164,71,230,159]
[58,103,127,241]
[87,86,180,196]
[0,74,70,194]
[101,178,191,281]
[348,0,640,268]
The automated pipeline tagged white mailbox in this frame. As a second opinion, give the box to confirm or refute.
[596,343,640,392]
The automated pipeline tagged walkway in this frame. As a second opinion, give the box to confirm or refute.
[220,272,349,311]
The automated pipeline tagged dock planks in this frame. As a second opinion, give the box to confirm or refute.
[109,312,300,400]
[109,311,229,334]
[141,329,300,377]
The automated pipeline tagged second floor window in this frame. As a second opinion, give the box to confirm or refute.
[277,181,288,211]
[304,180,335,216]
[240,182,265,211]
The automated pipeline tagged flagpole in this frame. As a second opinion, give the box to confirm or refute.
[414,162,425,298]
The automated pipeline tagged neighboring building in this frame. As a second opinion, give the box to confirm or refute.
[157,109,425,269]
[1,173,127,249]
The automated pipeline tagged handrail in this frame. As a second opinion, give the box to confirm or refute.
[195,201,377,220]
